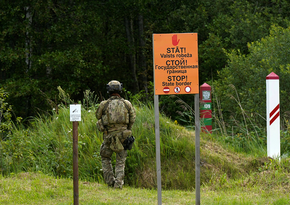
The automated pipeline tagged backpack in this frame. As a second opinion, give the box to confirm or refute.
[101,98,131,126]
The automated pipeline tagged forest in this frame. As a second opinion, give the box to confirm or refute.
[2,2,290,201]
[1,0,290,126]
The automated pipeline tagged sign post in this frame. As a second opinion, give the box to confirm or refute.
[266,72,280,159]
[153,33,199,205]
[70,104,81,205]
[200,83,212,133]
[195,93,200,205]
[154,95,162,205]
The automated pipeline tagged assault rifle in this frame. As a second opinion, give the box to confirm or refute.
[123,136,135,150]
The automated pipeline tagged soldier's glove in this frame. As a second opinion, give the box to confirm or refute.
[123,136,135,150]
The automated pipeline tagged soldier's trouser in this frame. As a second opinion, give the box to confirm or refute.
[100,142,127,188]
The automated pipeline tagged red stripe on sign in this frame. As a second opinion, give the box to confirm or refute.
[202,125,212,133]
[200,110,212,115]
[270,111,280,125]
[201,114,212,118]
[270,104,279,118]
[200,110,212,118]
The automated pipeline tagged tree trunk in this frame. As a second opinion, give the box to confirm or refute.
[25,6,33,117]
[138,14,148,96]
[25,6,32,71]
[125,15,139,93]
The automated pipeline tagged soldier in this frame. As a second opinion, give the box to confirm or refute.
[96,80,136,189]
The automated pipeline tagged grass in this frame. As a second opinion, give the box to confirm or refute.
[0,103,289,189]
[1,89,290,204]
[0,172,289,205]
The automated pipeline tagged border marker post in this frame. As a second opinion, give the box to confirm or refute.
[200,83,212,133]
[266,72,280,159]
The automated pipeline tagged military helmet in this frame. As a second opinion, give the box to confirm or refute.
[106,80,123,93]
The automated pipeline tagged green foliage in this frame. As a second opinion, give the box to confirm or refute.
[2,0,290,119]
[3,0,290,191]
[158,95,195,126]
[0,97,261,191]
[1,92,290,193]
[0,86,102,180]
[0,1,111,118]
[281,121,290,157]
[125,103,198,190]
[0,106,102,181]
[124,82,196,127]
[0,88,13,138]
[0,88,22,139]
[124,81,154,105]
[213,24,290,129]
[168,0,290,83]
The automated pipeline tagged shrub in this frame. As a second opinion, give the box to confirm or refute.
[213,24,290,129]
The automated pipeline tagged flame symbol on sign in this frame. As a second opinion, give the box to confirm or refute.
[172,34,180,46]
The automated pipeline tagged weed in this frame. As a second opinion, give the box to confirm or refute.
[0,86,290,193]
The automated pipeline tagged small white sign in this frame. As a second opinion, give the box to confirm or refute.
[70,104,81,121]
[204,104,211,109]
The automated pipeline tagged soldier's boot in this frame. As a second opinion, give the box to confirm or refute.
[114,180,123,189]
[108,177,116,188]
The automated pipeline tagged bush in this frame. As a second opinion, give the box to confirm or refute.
[213,24,290,130]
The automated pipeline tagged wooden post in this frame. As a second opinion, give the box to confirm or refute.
[73,121,79,205]
[70,104,81,205]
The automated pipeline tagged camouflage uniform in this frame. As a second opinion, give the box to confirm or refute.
[96,94,136,188]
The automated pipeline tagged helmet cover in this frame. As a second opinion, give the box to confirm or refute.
[106,80,123,93]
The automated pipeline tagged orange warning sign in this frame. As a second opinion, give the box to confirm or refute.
[153,33,199,95]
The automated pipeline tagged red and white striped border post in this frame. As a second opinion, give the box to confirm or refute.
[266,72,280,159]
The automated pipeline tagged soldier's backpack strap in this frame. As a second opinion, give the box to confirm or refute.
[119,98,131,112]
[102,99,112,115]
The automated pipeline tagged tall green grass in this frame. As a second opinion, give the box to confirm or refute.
[0,105,103,181]
[0,101,269,190]
[1,88,289,191]
[174,84,290,158]
[0,102,199,189]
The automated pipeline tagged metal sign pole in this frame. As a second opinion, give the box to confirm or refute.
[195,94,200,205]
[73,121,79,205]
[154,94,162,205]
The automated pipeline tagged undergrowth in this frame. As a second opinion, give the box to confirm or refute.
[0,87,289,191]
